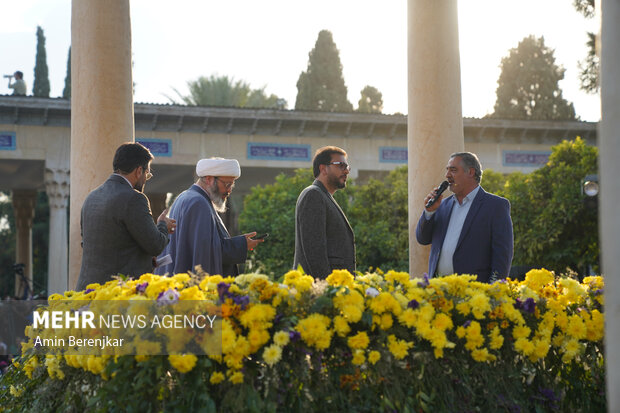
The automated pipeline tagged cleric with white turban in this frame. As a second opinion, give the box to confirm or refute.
[196,157,241,178]
[155,157,262,277]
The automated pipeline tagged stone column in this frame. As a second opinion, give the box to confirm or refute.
[146,192,167,222]
[45,168,70,295]
[69,0,135,289]
[11,189,37,298]
[407,0,465,277]
[600,0,620,411]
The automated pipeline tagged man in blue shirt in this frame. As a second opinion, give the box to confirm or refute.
[415,152,513,283]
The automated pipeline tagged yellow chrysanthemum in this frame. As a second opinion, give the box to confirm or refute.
[333,316,351,337]
[168,354,198,373]
[228,370,244,384]
[512,325,531,340]
[296,314,333,350]
[387,335,413,360]
[210,371,225,384]
[347,331,370,350]
[326,269,355,288]
[523,269,554,292]
[351,349,366,365]
[566,314,587,340]
[368,350,381,365]
[273,331,290,347]
[432,313,454,331]
[263,344,282,367]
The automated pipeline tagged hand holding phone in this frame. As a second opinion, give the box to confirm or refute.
[254,233,269,240]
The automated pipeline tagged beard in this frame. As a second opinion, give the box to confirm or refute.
[206,181,228,213]
[328,173,346,190]
[133,181,145,193]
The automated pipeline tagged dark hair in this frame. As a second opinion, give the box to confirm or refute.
[14,71,23,79]
[450,152,483,182]
[312,146,347,178]
[113,142,153,174]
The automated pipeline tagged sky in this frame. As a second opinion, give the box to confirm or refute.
[0,0,601,121]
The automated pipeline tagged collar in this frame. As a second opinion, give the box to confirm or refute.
[113,173,133,188]
[457,185,480,206]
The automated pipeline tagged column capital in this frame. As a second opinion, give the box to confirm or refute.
[11,189,37,229]
[45,168,71,209]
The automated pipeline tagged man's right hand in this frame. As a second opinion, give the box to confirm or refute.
[157,208,177,234]
[424,187,444,213]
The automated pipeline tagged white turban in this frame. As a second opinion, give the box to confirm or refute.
[196,158,241,178]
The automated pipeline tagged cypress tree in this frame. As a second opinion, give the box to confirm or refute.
[62,47,71,99]
[295,30,353,112]
[33,26,50,97]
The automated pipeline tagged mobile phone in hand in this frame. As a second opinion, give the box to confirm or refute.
[255,233,269,240]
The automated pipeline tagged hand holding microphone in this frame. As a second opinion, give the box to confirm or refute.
[424,180,449,211]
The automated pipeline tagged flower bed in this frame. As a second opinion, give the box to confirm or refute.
[0,269,605,412]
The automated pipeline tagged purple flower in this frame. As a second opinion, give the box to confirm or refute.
[84,288,95,294]
[417,273,430,288]
[463,320,472,328]
[157,288,179,305]
[217,282,231,301]
[135,282,148,294]
[407,299,420,310]
[522,297,536,314]
[515,297,536,314]
[289,330,301,342]
[593,288,603,296]
[233,295,250,310]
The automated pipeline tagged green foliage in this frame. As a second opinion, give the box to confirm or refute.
[238,169,352,278]
[357,85,383,113]
[578,32,599,94]
[348,166,408,272]
[171,74,286,109]
[33,26,50,98]
[492,35,576,120]
[62,47,71,99]
[504,138,598,273]
[295,30,353,112]
[480,169,508,196]
[574,0,598,93]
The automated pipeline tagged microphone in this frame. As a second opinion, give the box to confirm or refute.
[425,180,449,208]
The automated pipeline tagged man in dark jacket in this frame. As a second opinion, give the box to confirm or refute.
[76,143,176,290]
[293,146,356,279]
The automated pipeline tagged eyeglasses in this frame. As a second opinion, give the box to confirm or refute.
[215,177,235,190]
[326,161,351,171]
[144,167,153,181]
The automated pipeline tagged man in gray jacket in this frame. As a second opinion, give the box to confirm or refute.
[76,143,176,290]
[293,146,356,279]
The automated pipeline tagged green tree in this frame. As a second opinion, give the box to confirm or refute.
[357,85,383,113]
[295,30,353,112]
[491,35,576,120]
[504,138,598,275]
[573,0,598,93]
[33,26,50,98]
[238,169,352,278]
[62,47,71,99]
[348,166,408,272]
[170,74,286,109]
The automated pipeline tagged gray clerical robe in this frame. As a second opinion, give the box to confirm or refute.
[155,185,247,277]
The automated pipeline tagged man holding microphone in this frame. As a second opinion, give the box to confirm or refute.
[415,152,513,283]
